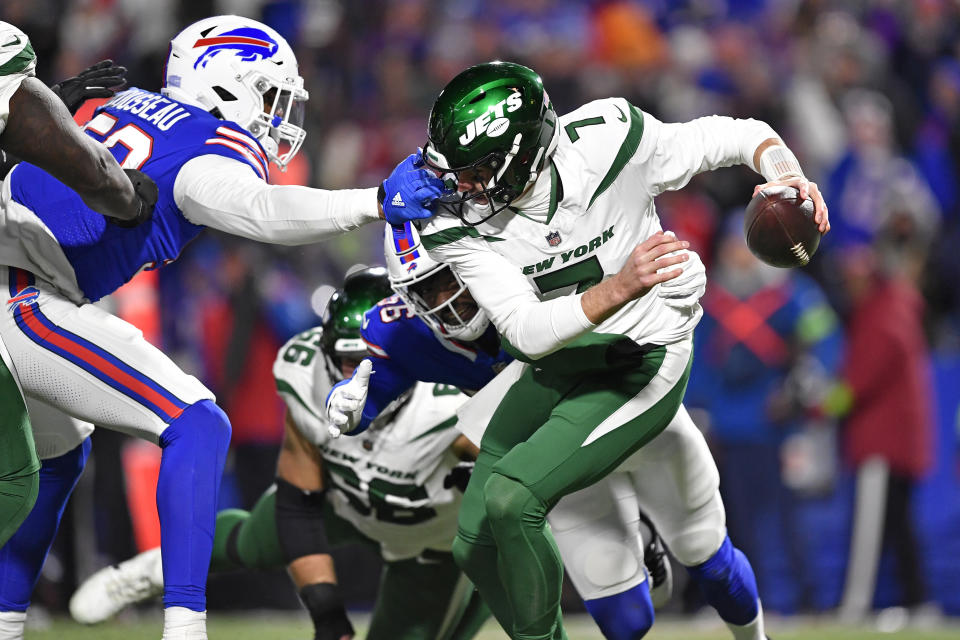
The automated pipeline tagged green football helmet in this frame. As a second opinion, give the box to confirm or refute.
[424,61,559,226]
[321,266,392,380]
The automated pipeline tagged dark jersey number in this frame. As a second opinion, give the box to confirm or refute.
[533,256,605,295]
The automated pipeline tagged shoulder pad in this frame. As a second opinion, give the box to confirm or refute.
[273,326,328,422]
[362,298,437,361]
[0,23,35,77]
[555,97,646,209]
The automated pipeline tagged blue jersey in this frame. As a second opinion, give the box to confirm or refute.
[357,295,512,432]
[7,88,269,302]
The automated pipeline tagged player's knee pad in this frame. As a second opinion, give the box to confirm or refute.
[569,535,646,600]
[452,532,488,577]
[159,399,231,454]
[664,491,726,567]
[483,473,547,530]
[584,582,654,640]
[549,478,646,600]
[275,478,329,564]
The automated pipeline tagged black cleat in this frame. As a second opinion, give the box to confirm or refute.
[639,510,673,609]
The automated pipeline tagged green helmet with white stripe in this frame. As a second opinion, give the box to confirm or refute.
[0,23,36,136]
[424,61,558,226]
[321,266,392,381]
[0,22,35,78]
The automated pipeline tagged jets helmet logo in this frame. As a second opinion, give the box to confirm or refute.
[459,91,523,145]
[192,27,278,69]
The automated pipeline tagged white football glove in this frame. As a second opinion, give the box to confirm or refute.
[325,359,373,439]
[658,244,706,311]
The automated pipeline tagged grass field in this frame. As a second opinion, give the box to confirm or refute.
[22,612,960,640]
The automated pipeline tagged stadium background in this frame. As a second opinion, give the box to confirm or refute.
[1,0,959,637]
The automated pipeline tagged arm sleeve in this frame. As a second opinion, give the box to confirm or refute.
[431,239,595,360]
[638,113,779,196]
[174,154,380,244]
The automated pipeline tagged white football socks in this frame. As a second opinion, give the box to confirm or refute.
[0,610,26,640]
[726,599,766,640]
[162,606,207,640]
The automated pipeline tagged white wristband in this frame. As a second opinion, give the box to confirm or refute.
[757,145,805,182]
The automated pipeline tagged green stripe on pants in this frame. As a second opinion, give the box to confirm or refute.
[454,336,692,639]
[0,343,39,548]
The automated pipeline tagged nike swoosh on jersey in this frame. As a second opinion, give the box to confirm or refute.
[615,105,627,122]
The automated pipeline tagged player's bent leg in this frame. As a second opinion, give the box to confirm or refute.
[0,438,90,640]
[367,550,489,640]
[452,451,517,636]
[157,401,230,610]
[210,488,283,573]
[686,537,765,640]
[0,271,228,639]
[0,340,39,550]
[549,475,655,639]
[484,473,564,640]
[624,406,764,640]
[487,337,692,640]
[583,584,654,640]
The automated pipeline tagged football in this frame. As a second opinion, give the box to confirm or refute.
[743,186,821,268]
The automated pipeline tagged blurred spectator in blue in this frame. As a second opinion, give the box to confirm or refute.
[914,59,960,349]
[824,89,940,251]
[686,216,842,613]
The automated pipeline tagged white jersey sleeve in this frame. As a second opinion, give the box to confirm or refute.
[425,221,594,360]
[633,111,778,196]
[272,327,334,445]
[0,22,36,136]
[173,154,380,244]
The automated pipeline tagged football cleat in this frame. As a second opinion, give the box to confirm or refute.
[639,512,673,609]
[69,547,163,624]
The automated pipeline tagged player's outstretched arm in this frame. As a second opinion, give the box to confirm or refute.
[1,77,146,222]
[174,155,385,244]
[644,115,828,233]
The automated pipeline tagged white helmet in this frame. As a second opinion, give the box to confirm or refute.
[383,223,490,342]
[162,15,308,170]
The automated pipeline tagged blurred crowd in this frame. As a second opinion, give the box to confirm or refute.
[2,0,959,623]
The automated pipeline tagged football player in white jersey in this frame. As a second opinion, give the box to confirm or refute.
[380,61,829,640]
[70,268,491,640]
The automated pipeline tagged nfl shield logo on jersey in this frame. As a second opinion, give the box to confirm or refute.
[545,231,562,247]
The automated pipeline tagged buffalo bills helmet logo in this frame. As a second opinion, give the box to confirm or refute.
[545,231,561,247]
[406,262,418,273]
[192,27,278,69]
[7,286,39,311]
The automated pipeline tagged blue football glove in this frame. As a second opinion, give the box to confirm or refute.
[380,151,445,224]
